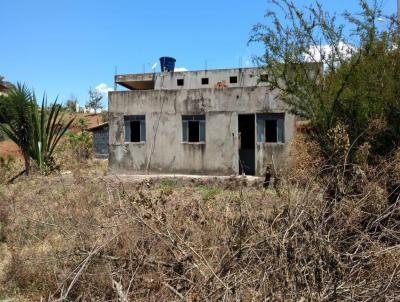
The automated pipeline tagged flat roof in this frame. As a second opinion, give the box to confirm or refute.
[87,122,108,131]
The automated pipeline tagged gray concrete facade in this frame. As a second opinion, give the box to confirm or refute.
[116,68,267,90]
[109,67,296,176]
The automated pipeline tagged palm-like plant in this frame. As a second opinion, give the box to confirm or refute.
[0,84,34,174]
[30,96,75,173]
[0,83,75,175]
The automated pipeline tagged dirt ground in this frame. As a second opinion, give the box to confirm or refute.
[0,140,20,158]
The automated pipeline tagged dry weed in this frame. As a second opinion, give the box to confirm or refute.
[0,162,399,301]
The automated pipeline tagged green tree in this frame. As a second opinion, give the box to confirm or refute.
[86,88,103,114]
[251,0,400,165]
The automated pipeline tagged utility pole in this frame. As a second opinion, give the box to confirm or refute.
[397,0,400,30]
[398,0,400,22]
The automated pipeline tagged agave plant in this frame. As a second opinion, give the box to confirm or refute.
[30,95,75,174]
[0,83,74,175]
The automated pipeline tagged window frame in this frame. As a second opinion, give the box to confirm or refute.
[230,76,238,84]
[260,74,269,82]
[256,113,285,144]
[201,77,209,85]
[181,115,206,144]
[124,115,146,143]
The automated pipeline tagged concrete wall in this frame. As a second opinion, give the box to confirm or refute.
[115,67,269,91]
[108,86,295,176]
[92,126,109,158]
[154,68,268,90]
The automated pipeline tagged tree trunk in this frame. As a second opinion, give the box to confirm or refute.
[23,153,30,175]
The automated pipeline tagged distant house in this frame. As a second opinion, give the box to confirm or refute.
[88,122,109,158]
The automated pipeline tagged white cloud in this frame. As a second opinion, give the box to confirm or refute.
[95,83,113,95]
[174,67,188,72]
[243,58,252,67]
[304,42,356,62]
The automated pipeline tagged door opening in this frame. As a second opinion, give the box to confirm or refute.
[238,114,255,175]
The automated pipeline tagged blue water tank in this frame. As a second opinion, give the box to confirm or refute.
[160,57,176,72]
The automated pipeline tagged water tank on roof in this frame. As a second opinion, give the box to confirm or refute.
[159,57,176,72]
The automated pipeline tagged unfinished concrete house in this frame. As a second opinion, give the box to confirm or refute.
[108,57,296,176]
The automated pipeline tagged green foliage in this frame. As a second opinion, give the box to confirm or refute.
[0,84,75,175]
[159,179,178,191]
[0,84,35,173]
[198,185,221,201]
[30,96,75,174]
[67,118,92,161]
[251,0,400,165]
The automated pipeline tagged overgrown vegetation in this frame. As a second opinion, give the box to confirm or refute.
[0,84,74,175]
[1,1,399,301]
[0,163,399,300]
[251,0,400,166]
[66,118,93,161]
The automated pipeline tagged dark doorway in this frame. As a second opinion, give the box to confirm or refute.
[238,114,255,175]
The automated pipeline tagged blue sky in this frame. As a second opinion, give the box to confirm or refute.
[0,0,397,108]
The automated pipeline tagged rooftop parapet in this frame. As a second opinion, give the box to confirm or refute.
[115,67,268,91]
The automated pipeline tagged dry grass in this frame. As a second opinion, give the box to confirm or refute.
[0,155,23,184]
[1,121,399,300]
[0,161,399,301]
[0,174,278,301]
[1,138,400,300]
